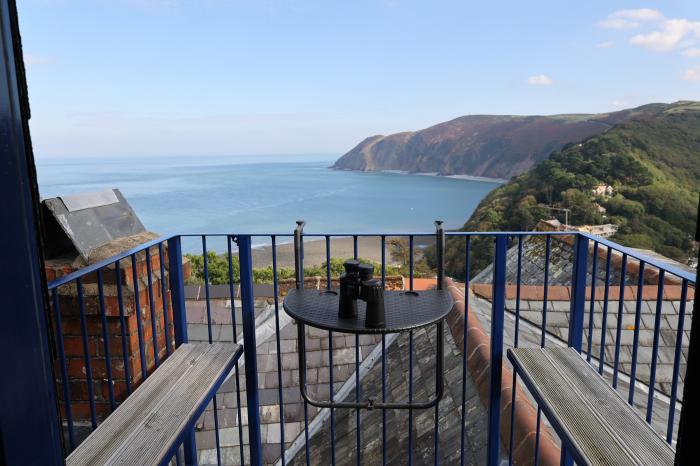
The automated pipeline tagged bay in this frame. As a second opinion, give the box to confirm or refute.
[36,154,501,249]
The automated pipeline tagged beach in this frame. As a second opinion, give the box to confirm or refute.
[247,235,435,268]
[249,236,389,268]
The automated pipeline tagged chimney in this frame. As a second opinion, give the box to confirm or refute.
[41,189,182,430]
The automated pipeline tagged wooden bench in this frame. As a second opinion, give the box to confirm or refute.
[507,347,675,466]
[67,342,242,466]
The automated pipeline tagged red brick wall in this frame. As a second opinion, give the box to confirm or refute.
[48,248,177,424]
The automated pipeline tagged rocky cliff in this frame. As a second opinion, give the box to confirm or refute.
[333,104,668,180]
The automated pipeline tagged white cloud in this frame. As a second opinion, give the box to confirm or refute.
[527,74,554,86]
[598,18,640,30]
[597,8,664,30]
[23,54,54,66]
[616,8,664,22]
[596,41,615,48]
[682,66,700,81]
[611,100,627,108]
[630,18,700,52]
[682,47,700,57]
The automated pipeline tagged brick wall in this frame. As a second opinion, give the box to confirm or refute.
[47,247,178,425]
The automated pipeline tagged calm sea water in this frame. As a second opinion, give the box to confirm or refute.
[36,155,500,247]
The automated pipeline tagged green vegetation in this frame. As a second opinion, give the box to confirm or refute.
[185,252,402,285]
[440,102,700,279]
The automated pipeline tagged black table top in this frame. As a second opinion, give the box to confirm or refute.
[283,288,454,334]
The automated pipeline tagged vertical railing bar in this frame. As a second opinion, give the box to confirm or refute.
[77,277,98,429]
[460,236,472,466]
[271,236,286,466]
[167,236,197,464]
[629,261,645,404]
[666,279,688,444]
[408,234,414,466]
[613,253,628,389]
[646,270,665,423]
[97,269,116,411]
[325,235,332,289]
[560,234,589,466]
[355,333,361,466]
[201,236,222,466]
[433,223,444,466]
[487,235,507,466]
[227,236,246,466]
[297,233,311,465]
[238,234,263,466]
[52,288,76,450]
[507,234,523,466]
[325,235,336,466]
[433,226,445,466]
[514,235,524,348]
[587,242,599,363]
[353,235,360,466]
[158,242,172,356]
[211,397,222,466]
[202,236,214,344]
[381,236,386,287]
[381,234,387,466]
[534,234,551,465]
[294,226,311,466]
[598,248,612,374]
[534,409,542,466]
[541,234,551,348]
[409,235,414,291]
[145,248,160,368]
[115,260,132,395]
[131,253,148,381]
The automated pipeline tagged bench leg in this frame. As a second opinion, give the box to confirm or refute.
[183,427,198,466]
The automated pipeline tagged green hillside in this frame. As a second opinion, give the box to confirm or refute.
[442,101,700,279]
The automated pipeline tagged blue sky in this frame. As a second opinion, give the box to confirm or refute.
[18,1,700,158]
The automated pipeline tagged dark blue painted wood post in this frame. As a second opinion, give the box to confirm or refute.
[237,235,263,466]
[487,235,507,466]
[0,0,64,462]
[167,235,197,465]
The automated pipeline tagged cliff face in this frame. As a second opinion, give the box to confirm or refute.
[333,104,667,180]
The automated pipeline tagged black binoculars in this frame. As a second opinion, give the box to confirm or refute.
[338,260,385,328]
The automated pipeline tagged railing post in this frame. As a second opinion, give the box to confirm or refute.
[237,234,264,466]
[561,233,589,466]
[168,236,189,347]
[487,235,507,466]
[435,220,445,290]
[167,236,197,465]
[568,234,589,352]
[294,220,305,289]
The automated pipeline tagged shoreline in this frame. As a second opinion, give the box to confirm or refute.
[331,166,508,184]
[241,236,408,269]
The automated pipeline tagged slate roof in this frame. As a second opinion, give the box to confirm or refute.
[186,293,489,465]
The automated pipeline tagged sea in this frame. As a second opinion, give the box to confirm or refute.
[36,154,502,249]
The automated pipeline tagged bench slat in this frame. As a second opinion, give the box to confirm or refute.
[67,342,242,466]
[508,347,674,466]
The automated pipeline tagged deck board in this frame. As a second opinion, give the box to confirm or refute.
[67,342,242,466]
[508,347,675,466]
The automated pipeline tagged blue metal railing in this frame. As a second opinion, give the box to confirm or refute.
[46,230,695,465]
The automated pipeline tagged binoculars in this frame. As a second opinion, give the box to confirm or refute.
[338,260,385,328]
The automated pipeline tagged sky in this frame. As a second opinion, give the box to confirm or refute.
[17,0,700,158]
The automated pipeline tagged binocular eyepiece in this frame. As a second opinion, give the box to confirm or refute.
[338,260,386,328]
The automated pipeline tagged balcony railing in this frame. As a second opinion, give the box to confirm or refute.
[46,230,696,465]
